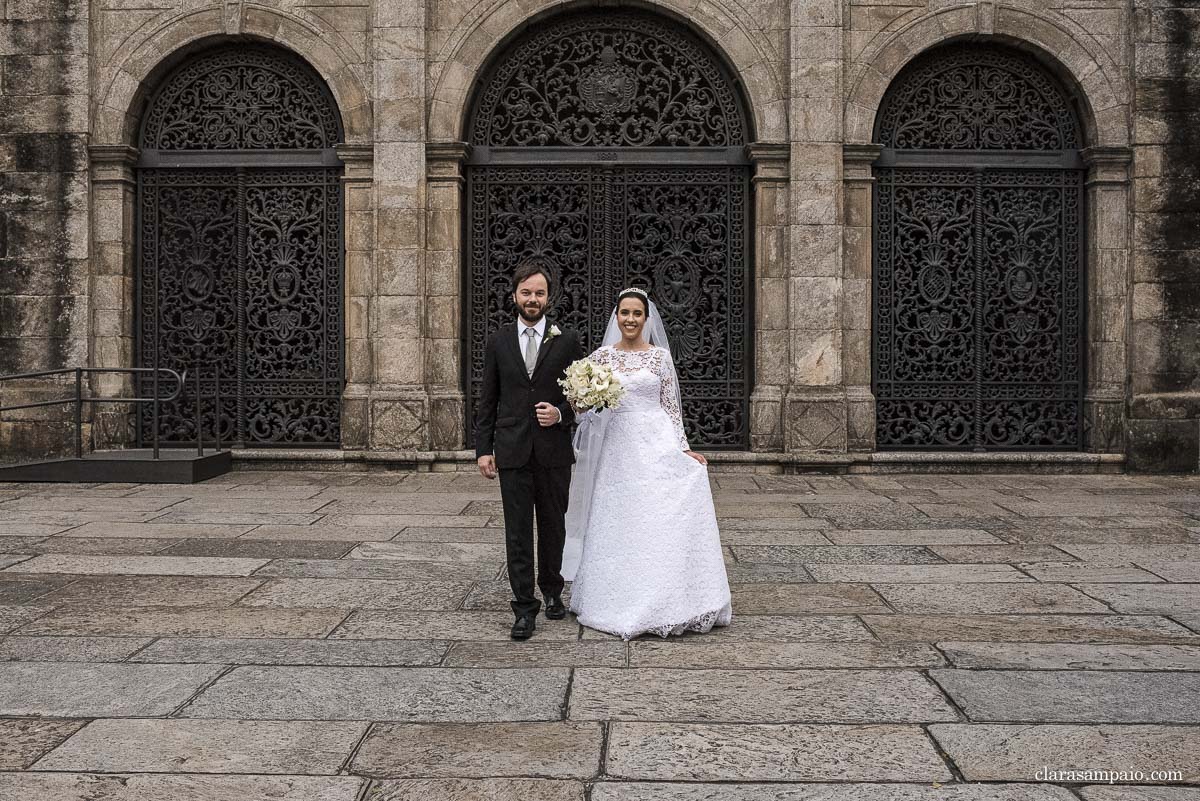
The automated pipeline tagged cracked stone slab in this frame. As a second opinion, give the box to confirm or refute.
[931,669,1200,723]
[238,578,473,610]
[8,554,269,576]
[727,583,890,614]
[579,614,874,642]
[179,666,570,721]
[872,582,1109,613]
[129,637,448,666]
[39,576,264,607]
[0,662,222,716]
[627,641,944,669]
[1058,544,1200,562]
[331,611,580,641]
[605,723,952,781]
[0,604,52,634]
[0,555,33,570]
[0,636,155,663]
[808,564,1033,583]
[719,563,815,583]
[0,719,86,769]
[930,545,1075,563]
[345,541,507,562]
[351,722,602,778]
[1016,562,1165,583]
[34,719,368,774]
[592,783,1078,800]
[568,668,957,723]
[1135,561,1200,582]
[825,529,1003,545]
[731,545,942,564]
[863,614,1197,643]
[930,723,1200,783]
[364,779,584,801]
[443,641,626,668]
[21,607,346,638]
[1076,583,1200,614]
[0,574,74,603]
[0,773,366,801]
[254,558,498,581]
[938,641,1200,670]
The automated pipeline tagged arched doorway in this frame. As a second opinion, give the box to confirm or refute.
[463,10,753,448]
[136,45,345,446]
[872,43,1085,450]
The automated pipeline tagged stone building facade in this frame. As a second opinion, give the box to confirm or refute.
[0,0,1197,471]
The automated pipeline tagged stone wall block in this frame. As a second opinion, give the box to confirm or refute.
[370,396,428,450]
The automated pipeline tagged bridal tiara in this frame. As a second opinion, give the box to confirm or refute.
[619,287,650,300]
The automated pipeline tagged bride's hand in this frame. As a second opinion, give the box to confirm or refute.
[685,450,707,466]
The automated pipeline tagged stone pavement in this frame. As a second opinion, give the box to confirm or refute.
[0,470,1199,800]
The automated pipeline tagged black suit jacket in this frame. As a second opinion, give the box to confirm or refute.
[475,322,584,469]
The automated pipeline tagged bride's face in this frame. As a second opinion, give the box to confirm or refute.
[617,297,647,343]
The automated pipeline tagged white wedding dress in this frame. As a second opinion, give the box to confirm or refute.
[565,344,732,640]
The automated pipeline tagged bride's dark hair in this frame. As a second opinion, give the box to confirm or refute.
[617,288,650,315]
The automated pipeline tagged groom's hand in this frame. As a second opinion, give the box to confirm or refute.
[477,455,497,480]
[534,402,561,427]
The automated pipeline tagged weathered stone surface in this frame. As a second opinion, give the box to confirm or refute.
[239,578,472,610]
[1077,583,1200,613]
[61,522,255,539]
[332,611,579,641]
[0,555,32,570]
[9,554,269,576]
[939,642,1200,670]
[34,719,368,774]
[0,604,51,633]
[731,545,942,564]
[255,558,498,581]
[0,662,221,716]
[581,614,874,642]
[1016,562,1165,583]
[351,722,602,778]
[157,539,356,559]
[390,526,510,543]
[325,514,491,529]
[0,635,154,662]
[130,637,447,666]
[720,563,816,583]
[717,530,833,545]
[605,723,952,781]
[244,524,401,541]
[872,583,1109,613]
[826,529,1003,545]
[0,573,73,603]
[21,607,345,638]
[569,668,957,723]
[365,779,584,801]
[322,496,473,515]
[628,641,943,669]
[932,669,1200,722]
[931,545,1075,563]
[0,773,366,800]
[1080,787,1200,800]
[2,496,184,512]
[930,723,1200,783]
[40,576,264,606]
[808,564,1032,583]
[345,541,507,562]
[863,614,1197,643]
[592,784,1077,800]
[728,583,889,614]
[153,511,324,526]
[0,718,85,769]
[460,580,570,610]
[181,666,570,721]
[16,536,181,555]
[1059,544,1200,562]
[443,641,626,667]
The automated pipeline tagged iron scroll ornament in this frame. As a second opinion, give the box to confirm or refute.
[872,45,1085,451]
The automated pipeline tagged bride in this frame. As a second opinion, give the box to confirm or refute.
[562,287,732,640]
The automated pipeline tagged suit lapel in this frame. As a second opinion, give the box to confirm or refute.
[501,323,530,384]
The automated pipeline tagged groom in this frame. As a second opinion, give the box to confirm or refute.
[475,260,584,640]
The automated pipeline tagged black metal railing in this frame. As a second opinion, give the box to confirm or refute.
[0,366,222,461]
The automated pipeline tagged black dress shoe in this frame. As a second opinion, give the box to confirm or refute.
[544,595,566,620]
[511,614,536,640]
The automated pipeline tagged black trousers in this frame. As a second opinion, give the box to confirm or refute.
[498,458,569,618]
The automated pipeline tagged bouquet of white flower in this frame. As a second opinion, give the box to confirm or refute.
[558,358,626,413]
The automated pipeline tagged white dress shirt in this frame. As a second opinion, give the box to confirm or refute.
[516,315,560,423]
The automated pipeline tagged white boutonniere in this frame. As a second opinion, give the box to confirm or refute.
[545,324,562,341]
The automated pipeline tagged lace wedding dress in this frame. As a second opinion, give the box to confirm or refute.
[566,345,732,640]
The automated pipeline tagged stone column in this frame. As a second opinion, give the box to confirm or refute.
[425,142,470,451]
[87,145,139,449]
[749,143,790,451]
[337,144,374,449]
[369,2,429,450]
[842,144,882,452]
[1083,146,1132,454]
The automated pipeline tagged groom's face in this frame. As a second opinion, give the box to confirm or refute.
[513,273,550,324]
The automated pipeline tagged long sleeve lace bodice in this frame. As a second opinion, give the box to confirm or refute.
[591,346,688,450]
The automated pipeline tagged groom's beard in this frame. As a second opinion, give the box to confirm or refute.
[518,304,545,324]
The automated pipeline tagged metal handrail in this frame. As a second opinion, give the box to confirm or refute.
[0,367,186,460]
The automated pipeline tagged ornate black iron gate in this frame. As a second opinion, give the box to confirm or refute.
[464,11,753,448]
[873,45,1085,450]
[136,46,344,446]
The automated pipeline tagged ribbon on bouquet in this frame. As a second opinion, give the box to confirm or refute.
[561,407,611,582]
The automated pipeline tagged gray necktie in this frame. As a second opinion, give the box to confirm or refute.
[523,327,537,377]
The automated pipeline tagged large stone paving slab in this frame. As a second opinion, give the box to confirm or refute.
[730,545,942,564]
[8,554,270,576]
[807,564,1032,583]
[930,723,1200,783]
[21,606,347,638]
[238,578,473,610]
[580,614,875,642]
[351,722,602,778]
[0,662,221,716]
[627,641,944,669]
[0,719,86,769]
[180,666,570,721]
[931,669,1200,722]
[443,641,626,668]
[1080,788,1200,800]
[38,576,264,606]
[129,637,448,666]
[1077,583,1200,614]
[872,582,1109,613]
[0,773,366,801]
[255,558,499,581]
[938,641,1200,670]
[34,719,368,774]
[728,583,890,614]
[0,604,52,633]
[1017,562,1166,583]
[568,668,957,723]
[825,529,1003,545]
[862,614,1198,643]
[364,778,584,801]
[0,635,155,663]
[605,723,951,781]
[592,784,1078,800]
[333,610,580,641]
